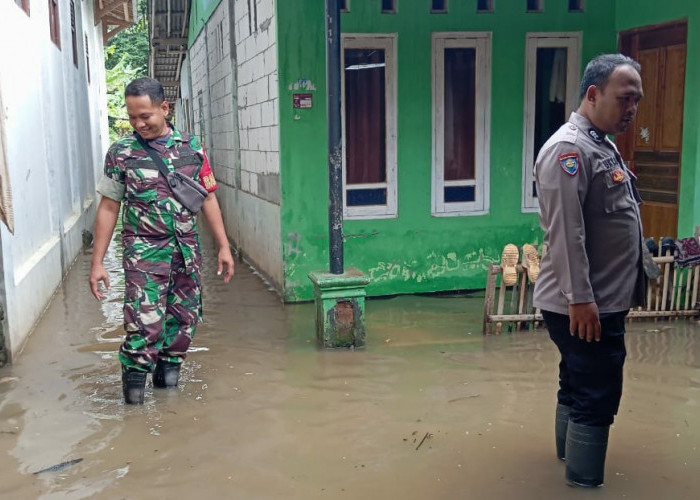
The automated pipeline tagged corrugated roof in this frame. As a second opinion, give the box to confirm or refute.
[149,0,191,102]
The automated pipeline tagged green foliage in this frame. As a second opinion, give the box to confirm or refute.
[105,0,149,142]
[106,50,138,142]
[105,0,149,74]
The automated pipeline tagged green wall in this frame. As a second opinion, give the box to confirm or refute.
[188,0,222,46]
[615,0,700,237]
[277,0,616,301]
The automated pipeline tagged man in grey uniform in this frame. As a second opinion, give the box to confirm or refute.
[533,54,646,488]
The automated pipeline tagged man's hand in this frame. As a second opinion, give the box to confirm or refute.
[201,193,235,284]
[217,246,235,283]
[568,302,601,342]
[89,263,110,300]
[89,197,121,301]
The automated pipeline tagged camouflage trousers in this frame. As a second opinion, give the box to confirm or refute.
[119,248,201,372]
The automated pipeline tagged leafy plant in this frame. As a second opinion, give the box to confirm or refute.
[105,0,149,142]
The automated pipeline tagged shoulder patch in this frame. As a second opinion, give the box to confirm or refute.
[558,152,580,176]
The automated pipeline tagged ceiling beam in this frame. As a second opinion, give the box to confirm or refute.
[103,21,131,43]
[151,37,188,46]
[95,0,133,27]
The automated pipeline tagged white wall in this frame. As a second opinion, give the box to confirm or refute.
[234,0,279,203]
[185,0,282,290]
[0,0,107,362]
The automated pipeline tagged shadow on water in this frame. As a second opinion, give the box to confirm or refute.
[0,231,699,498]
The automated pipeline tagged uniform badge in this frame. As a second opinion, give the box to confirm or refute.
[612,169,625,183]
[558,152,580,176]
[203,173,217,190]
[588,128,603,142]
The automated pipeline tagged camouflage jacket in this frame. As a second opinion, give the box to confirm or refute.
[97,125,218,276]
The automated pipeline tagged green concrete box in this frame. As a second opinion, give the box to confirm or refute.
[308,269,370,349]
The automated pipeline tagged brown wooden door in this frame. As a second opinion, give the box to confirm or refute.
[618,21,687,239]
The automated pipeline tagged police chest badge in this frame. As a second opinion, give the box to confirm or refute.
[558,152,580,176]
[612,169,625,183]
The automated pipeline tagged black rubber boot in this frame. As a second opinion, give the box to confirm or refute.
[555,404,571,461]
[565,422,610,487]
[122,369,147,405]
[153,360,181,388]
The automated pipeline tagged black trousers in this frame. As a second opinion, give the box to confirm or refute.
[542,310,628,427]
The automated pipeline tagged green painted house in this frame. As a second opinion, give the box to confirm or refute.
[173,0,700,302]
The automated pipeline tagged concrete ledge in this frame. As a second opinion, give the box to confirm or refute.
[308,268,370,291]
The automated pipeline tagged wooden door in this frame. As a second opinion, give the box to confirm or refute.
[618,21,687,239]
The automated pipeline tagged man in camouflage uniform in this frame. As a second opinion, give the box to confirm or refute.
[89,78,234,404]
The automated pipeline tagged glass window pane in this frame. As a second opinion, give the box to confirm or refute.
[477,0,493,12]
[444,48,476,181]
[533,48,567,167]
[527,0,542,12]
[432,0,447,11]
[347,188,388,206]
[568,0,584,12]
[344,48,387,185]
[444,185,475,203]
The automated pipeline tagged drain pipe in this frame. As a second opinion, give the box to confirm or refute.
[308,0,369,349]
[326,0,343,274]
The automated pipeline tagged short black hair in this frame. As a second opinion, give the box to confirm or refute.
[125,77,165,103]
[579,54,641,100]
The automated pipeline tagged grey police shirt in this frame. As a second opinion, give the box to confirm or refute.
[533,112,646,316]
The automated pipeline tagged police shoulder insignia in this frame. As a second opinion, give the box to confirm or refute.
[558,152,580,176]
[588,128,603,142]
[612,169,625,183]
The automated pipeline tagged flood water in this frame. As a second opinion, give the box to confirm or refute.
[1,235,699,499]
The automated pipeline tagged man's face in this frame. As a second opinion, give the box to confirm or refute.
[125,95,170,140]
[590,64,643,135]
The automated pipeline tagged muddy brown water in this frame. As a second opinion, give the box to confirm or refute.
[1,236,699,499]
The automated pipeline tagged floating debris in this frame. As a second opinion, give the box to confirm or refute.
[0,377,19,385]
[33,458,83,475]
[416,432,432,451]
[448,394,481,403]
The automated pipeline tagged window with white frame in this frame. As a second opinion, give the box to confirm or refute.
[342,34,397,219]
[432,32,491,216]
[521,33,581,211]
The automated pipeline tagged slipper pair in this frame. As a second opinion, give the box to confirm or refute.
[501,243,540,286]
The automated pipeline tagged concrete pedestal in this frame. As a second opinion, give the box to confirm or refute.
[308,268,370,349]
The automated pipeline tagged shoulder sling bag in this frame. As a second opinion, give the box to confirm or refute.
[135,134,209,213]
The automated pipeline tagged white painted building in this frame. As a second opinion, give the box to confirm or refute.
[174,0,282,290]
[0,0,135,364]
